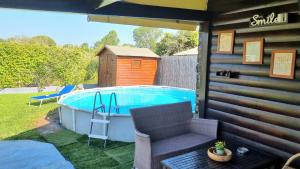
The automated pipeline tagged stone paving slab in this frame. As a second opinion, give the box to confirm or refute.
[0,140,74,169]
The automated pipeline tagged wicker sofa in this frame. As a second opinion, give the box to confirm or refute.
[130,101,218,169]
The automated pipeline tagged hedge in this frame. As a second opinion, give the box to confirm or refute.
[0,42,91,88]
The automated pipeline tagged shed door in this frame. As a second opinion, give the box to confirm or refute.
[99,54,114,87]
[106,54,114,86]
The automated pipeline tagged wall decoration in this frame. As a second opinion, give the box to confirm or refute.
[217,30,235,54]
[250,13,288,27]
[270,49,296,79]
[216,70,239,79]
[243,38,264,64]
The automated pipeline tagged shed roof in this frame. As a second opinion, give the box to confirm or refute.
[99,45,160,58]
[173,47,198,56]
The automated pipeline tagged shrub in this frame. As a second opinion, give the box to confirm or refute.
[0,41,90,88]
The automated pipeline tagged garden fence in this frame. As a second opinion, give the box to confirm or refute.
[157,55,197,90]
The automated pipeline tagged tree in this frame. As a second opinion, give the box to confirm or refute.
[0,38,4,42]
[155,30,198,56]
[80,43,89,49]
[94,30,120,51]
[7,36,31,44]
[133,27,162,50]
[122,43,135,47]
[155,33,177,56]
[30,35,56,46]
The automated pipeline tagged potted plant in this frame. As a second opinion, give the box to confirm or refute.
[215,141,226,155]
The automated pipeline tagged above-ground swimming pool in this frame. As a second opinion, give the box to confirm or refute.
[58,86,196,142]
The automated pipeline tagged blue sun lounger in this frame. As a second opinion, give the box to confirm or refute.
[29,85,76,107]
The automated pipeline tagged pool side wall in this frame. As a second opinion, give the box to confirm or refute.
[60,106,135,142]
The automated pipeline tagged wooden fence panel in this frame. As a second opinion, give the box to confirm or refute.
[157,55,197,90]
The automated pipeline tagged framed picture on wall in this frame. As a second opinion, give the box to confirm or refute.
[217,30,235,54]
[243,38,264,64]
[270,49,297,79]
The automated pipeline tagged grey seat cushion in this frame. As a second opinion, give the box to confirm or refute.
[151,133,214,157]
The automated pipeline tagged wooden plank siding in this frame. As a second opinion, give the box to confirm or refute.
[203,0,300,160]
[98,47,158,87]
[116,56,158,86]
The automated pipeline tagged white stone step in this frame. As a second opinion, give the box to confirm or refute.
[88,134,108,140]
[91,119,110,124]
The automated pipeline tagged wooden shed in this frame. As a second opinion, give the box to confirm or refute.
[97,45,160,87]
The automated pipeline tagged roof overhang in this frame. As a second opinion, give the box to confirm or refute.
[90,0,208,30]
[99,0,208,11]
[0,0,211,21]
[88,15,200,31]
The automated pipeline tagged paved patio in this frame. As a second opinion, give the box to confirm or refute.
[0,140,74,169]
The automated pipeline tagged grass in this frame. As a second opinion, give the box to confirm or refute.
[0,92,134,169]
[0,92,57,139]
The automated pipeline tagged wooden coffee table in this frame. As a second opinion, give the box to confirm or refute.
[161,140,278,169]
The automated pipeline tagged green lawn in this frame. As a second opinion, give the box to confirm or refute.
[0,93,134,169]
[0,92,57,139]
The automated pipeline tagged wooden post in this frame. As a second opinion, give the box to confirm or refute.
[197,22,211,118]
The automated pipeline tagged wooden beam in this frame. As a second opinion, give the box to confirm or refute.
[197,22,211,118]
[0,0,91,13]
[0,0,211,21]
[93,2,211,21]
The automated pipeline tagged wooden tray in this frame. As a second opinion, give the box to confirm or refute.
[207,147,232,162]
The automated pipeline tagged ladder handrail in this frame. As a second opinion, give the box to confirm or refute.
[108,92,119,118]
[92,91,105,115]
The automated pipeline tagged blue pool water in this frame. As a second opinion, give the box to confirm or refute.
[59,86,196,115]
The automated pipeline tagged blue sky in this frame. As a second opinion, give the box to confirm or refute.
[0,8,176,46]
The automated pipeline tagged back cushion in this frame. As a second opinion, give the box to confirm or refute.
[130,102,193,141]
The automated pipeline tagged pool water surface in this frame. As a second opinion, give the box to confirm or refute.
[59,86,196,115]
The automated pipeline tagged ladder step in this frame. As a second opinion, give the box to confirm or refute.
[88,134,108,140]
[91,119,110,124]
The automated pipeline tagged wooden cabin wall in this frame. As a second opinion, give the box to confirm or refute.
[116,56,157,86]
[202,0,300,159]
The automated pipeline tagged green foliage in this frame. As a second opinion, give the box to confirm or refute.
[155,30,198,56]
[132,27,198,56]
[94,30,120,51]
[80,43,90,51]
[29,35,56,46]
[0,42,50,87]
[215,141,226,150]
[0,41,89,88]
[133,27,162,51]
[7,36,31,44]
[48,46,89,86]
[122,43,135,47]
[155,33,177,56]
[85,57,98,82]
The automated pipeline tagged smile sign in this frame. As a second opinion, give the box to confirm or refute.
[250,13,288,27]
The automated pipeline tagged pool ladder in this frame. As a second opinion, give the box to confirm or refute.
[88,92,119,148]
